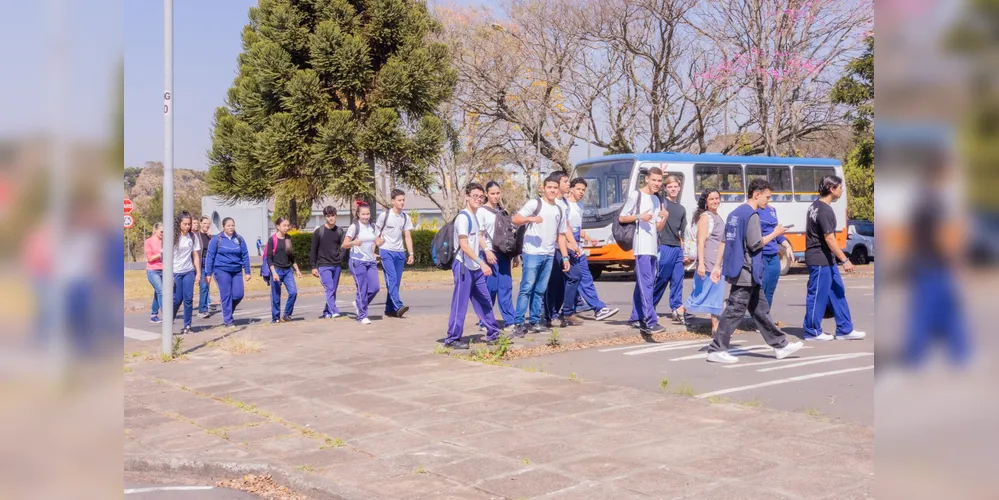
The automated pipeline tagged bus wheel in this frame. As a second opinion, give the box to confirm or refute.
[589,265,604,281]
[779,252,792,276]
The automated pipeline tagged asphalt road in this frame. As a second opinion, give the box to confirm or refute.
[125,268,875,424]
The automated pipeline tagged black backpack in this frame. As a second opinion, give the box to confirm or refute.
[481,206,520,256]
[511,198,564,257]
[431,212,473,270]
[612,191,643,252]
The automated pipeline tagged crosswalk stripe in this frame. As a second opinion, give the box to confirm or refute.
[694,365,874,399]
[756,352,873,372]
[670,344,772,361]
[722,353,854,369]
[124,328,158,341]
[598,339,705,352]
[624,340,748,356]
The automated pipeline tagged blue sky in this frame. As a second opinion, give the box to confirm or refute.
[124,0,510,172]
[0,0,121,142]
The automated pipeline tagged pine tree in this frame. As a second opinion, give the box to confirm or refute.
[832,35,873,221]
[207,0,457,226]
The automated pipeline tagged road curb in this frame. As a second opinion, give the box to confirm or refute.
[124,454,366,500]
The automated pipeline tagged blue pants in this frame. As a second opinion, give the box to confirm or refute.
[653,245,684,312]
[803,265,854,337]
[576,255,606,312]
[514,253,554,325]
[350,259,379,320]
[381,250,406,315]
[446,260,500,344]
[560,254,585,316]
[172,270,196,328]
[904,266,970,367]
[544,251,566,322]
[270,267,298,321]
[762,253,781,307]
[198,267,212,313]
[319,266,342,316]
[629,254,659,328]
[214,269,245,326]
[484,251,515,326]
[146,269,163,316]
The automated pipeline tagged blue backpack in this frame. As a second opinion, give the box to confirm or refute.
[431,212,473,270]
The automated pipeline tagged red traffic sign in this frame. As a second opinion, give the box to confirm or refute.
[124,198,134,214]
[124,214,134,229]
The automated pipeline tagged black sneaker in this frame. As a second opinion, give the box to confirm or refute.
[396,306,409,318]
[530,324,549,334]
[628,320,642,329]
[445,340,470,350]
[511,325,528,338]
[279,316,291,323]
[485,337,509,346]
[180,326,192,335]
[643,324,667,335]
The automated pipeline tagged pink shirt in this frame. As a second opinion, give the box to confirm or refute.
[145,236,164,270]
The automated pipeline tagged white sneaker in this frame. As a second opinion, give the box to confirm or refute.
[706,351,739,364]
[360,317,371,325]
[836,330,866,340]
[329,313,341,319]
[774,341,804,360]
[805,333,835,342]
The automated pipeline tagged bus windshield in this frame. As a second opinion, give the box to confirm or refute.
[572,159,635,216]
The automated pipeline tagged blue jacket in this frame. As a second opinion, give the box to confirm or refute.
[756,205,787,256]
[206,232,251,275]
[722,203,764,285]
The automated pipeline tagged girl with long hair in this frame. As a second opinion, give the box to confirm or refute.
[684,189,726,334]
[264,217,302,323]
[342,202,382,324]
[171,212,201,334]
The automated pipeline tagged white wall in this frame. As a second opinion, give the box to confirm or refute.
[201,197,270,256]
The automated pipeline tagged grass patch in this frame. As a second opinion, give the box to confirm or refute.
[414,466,427,474]
[803,407,829,421]
[206,428,229,440]
[659,379,669,391]
[320,437,345,449]
[432,344,452,356]
[546,329,561,348]
[124,365,132,373]
[172,336,184,358]
[740,399,762,408]
[521,458,531,465]
[296,465,316,473]
[708,396,729,404]
[675,384,695,397]
[220,332,264,355]
[568,372,579,382]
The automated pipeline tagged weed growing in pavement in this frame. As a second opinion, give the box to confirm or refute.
[320,437,345,449]
[206,428,229,440]
[160,353,173,362]
[172,336,184,358]
[521,458,531,465]
[659,379,669,391]
[740,399,762,408]
[568,372,579,382]
[296,465,316,472]
[547,329,561,348]
[124,365,132,373]
[415,466,427,474]
[432,344,452,356]
[221,332,264,355]
[708,396,729,404]
[803,408,829,421]
[675,384,695,397]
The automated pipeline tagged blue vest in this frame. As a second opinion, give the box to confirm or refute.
[722,204,764,285]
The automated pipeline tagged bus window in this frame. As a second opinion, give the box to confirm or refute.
[747,165,792,202]
[572,159,634,210]
[793,167,836,202]
[694,164,744,202]
[582,177,600,207]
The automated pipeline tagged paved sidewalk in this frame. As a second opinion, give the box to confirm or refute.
[124,314,873,499]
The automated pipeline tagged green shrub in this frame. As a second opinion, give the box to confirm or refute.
[288,231,314,270]
[410,229,437,268]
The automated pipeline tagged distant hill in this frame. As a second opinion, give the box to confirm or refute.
[124,161,207,222]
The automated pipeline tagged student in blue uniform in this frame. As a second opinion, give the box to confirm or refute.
[623,167,669,339]
[756,195,795,308]
[204,217,252,328]
[653,175,688,324]
[376,189,415,318]
[561,178,619,324]
[477,181,516,329]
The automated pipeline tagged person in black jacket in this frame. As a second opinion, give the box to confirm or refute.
[311,206,346,319]
[196,216,216,318]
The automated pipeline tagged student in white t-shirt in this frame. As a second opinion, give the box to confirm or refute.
[443,183,500,349]
[375,189,415,318]
[342,203,382,324]
[542,172,582,327]
[170,211,202,335]
[510,174,570,337]
[620,167,669,338]
[476,181,515,328]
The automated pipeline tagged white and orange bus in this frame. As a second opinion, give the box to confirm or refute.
[572,153,848,279]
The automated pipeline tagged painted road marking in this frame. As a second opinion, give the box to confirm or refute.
[756,352,873,372]
[624,340,748,356]
[670,345,814,361]
[694,365,874,399]
[124,328,158,341]
[125,486,214,494]
[598,339,705,352]
[722,353,858,369]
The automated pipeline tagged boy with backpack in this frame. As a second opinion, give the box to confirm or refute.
[510,174,570,337]
[310,206,345,319]
[443,183,500,350]
[562,178,620,324]
[543,172,577,327]
[375,189,415,318]
[621,167,669,339]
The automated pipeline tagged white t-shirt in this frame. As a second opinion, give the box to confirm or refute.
[345,222,378,262]
[517,198,568,256]
[173,232,202,274]
[374,210,413,253]
[454,209,480,271]
[567,199,583,237]
[476,206,498,251]
[620,190,662,256]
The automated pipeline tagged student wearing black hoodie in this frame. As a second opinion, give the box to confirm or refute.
[311,206,346,319]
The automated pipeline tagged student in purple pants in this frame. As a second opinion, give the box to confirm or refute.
[622,167,669,340]
[342,202,382,324]
[310,206,345,319]
[444,183,500,350]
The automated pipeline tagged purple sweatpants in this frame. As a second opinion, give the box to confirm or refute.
[350,259,379,321]
[318,266,341,316]
[629,254,659,328]
[446,259,500,344]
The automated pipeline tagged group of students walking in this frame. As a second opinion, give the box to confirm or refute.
[443,173,620,349]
